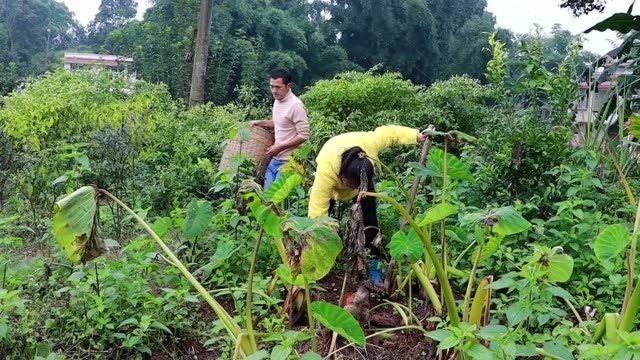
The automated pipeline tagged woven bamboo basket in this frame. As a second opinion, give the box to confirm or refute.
[219,123,275,179]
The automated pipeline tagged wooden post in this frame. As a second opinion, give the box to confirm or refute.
[189,0,214,107]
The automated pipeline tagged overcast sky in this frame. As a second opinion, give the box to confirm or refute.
[59,0,634,56]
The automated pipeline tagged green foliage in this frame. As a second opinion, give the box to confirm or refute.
[183,199,214,239]
[0,0,83,78]
[0,241,205,358]
[0,62,18,96]
[417,75,492,135]
[0,69,172,151]
[143,102,264,209]
[594,224,630,261]
[52,186,102,264]
[412,148,474,182]
[389,229,423,263]
[327,0,440,84]
[87,0,137,49]
[302,71,425,144]
[561,0,606,16]
[467,117,574,215]
[418,203,458,226]
[310,301,365,346]
[107,0,359,103]
[486,32,509,96]
[4,13,640,357]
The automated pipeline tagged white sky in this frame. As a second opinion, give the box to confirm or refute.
[486,0,633,55]
[59,0,152,25]
[59,0,634,56]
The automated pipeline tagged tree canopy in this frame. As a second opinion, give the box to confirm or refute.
[560,0,607,16]
[0,0,600,102]
[0,0,82,78]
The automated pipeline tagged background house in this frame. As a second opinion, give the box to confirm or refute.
[63,52,135,78]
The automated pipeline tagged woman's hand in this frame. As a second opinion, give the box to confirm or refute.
[417,125,435,142]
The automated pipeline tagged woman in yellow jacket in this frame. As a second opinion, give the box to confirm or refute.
[308,125,427,288]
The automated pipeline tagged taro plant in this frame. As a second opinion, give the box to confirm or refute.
[51,185,257,357]
[238,172,366,352]
[355,130,557,358]
[589,198,640,345]
[51,172,365,359]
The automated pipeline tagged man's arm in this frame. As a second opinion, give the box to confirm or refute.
[251,120,274,128]
[266,135,307,157]
[266,104,310,156]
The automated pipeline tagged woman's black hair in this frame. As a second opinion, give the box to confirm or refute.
[339,146,375,190]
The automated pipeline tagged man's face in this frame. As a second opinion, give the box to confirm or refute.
[270,77,290,101]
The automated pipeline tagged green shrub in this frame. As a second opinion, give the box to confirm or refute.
[301,71,492,147]
[0,69,177,235]
[0,69,174,152]
[0,239,205,359]
[415,75,492,135]
[301,70,425,145]
[464,114,574,216]
[141,103,269,210]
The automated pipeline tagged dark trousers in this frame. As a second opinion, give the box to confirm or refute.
[329,183,381,260]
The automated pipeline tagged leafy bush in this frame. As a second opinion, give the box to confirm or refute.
[416,75,492,135]
[141,103,269,210]
[0,69,177,230]
[0,69,173,152]
[301,70,425,145]
[301,71,493,148]
[465,115,574,216]
[0,239,204,358]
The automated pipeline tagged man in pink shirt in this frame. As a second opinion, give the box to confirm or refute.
[252,69,310,189]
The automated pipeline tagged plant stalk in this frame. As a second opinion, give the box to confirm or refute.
[367,156,417,215]
[605,312,620,342]
[442,138,449,202]
[452,241,477,269]
[245,228,264,353]
[410,263,442,312]
[618,277,640,333]
[382,131,434,291]
[535,348,564,360]
[621,196,640,316]
[592,317,605,342]
[463,243,484,322]
[303,276,318,353]
[100,189,253,357]
[363,191,460,325]
[274,236,290,271]
[605,143,636,207]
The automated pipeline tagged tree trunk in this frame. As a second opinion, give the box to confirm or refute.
[189,0,214,107]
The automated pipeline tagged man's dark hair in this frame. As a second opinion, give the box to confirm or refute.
[339,146,375,190]
[270,68,292,85]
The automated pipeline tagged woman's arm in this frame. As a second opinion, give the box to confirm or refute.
[308,171,336,218]
[369,125,423,153]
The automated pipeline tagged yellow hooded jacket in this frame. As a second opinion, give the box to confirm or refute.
[308,125,419,218]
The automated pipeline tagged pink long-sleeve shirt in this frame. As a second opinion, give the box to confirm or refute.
[272,91,310,160]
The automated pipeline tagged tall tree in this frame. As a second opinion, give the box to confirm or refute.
[0,0,82,76]
[87,0,137,50]
[428,0,487,75]
[328,0,440,84]
[108,0,357,103]
[189,0,214,107]
[442,12,513,81]
[560,0,607,16]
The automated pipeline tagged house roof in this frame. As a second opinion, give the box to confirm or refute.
[63,52,133,67]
